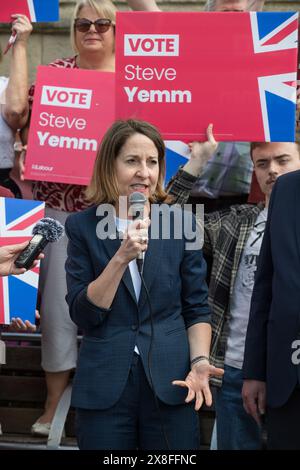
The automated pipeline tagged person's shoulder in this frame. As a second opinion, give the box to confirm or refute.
[0,186,14,198]
[206,203,259,222]
[155,203,193,220]
[277,169,300,189]
[229,203,261,216]
[66,206,97,229]
[49,56,77,69]
[0,76,8,87]
[0,76,8,102]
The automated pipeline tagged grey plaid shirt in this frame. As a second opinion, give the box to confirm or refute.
[167,168,264,386]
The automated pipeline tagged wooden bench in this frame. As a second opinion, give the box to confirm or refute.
[0,332,77,449]
[0,332,214,450]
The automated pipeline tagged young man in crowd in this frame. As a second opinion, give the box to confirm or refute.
[167,138,300,449]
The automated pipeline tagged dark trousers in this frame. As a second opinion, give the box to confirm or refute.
[76,353,200,450]
[267,388,300,449]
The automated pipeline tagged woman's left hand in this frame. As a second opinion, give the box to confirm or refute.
[172,361,224,410]
[9,310,40,332]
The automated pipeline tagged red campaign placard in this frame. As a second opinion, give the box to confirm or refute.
[0,1,59,22]
[25,66,115,185]
[116,12,299,142]
[0,1,32,22]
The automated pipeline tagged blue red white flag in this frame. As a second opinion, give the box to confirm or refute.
[164,141,190,184]
[0,1,59,22]
[0,198,45,325]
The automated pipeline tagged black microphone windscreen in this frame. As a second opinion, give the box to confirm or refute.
[32,217,65,242]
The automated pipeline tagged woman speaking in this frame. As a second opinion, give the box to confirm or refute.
[65,119,223,450]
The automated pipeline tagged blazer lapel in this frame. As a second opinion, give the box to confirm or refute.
[98,213,164,307]
[138,234,163,311]
[295,186,300,262]
[100,232,137,305]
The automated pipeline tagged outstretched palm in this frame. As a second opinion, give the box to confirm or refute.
[173,362,224,410]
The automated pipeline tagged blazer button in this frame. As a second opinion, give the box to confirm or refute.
[131,325,138,331]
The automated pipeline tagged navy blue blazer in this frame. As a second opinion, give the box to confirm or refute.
[243,170,300,408]
[65,205,211,410]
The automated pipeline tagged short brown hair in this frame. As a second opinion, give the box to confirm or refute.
[86,119,169,205]
[70,0,116,53]
[250,141,300,160]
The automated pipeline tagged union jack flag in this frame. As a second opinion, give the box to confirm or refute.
[0,198,45,325]
[0,0,59,23]
[250,12,298,141]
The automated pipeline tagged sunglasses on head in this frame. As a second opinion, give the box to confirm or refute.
[74,18,113,33]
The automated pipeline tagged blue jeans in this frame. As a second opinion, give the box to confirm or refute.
[210,420,218,450]
[215,364,261,450]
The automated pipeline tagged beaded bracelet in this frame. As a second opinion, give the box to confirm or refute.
[190,355,209,366]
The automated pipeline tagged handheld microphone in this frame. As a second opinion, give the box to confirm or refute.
[128,192,147,273]
[14,217,65,270]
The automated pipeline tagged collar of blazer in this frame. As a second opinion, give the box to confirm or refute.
[99,217,163,309]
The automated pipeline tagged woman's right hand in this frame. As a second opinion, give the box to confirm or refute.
[117,218,150,265]
[11,14,33,43]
